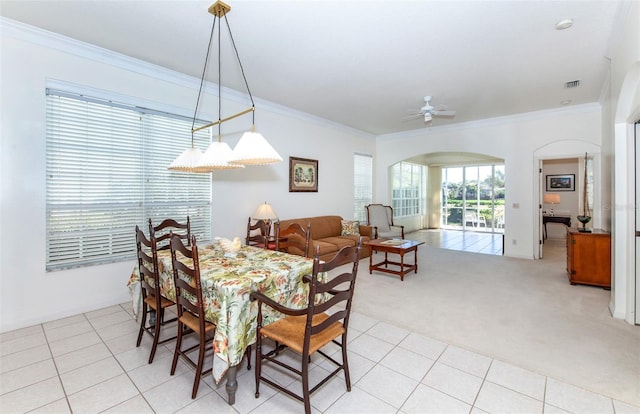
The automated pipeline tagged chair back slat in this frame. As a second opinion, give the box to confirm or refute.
[170,234,207,325]
[310,309,348,335]
[304,239,362,343]
[150,217,191,250]
[275,221,312,257]
[246,218,269,247]
[136,226,161,299]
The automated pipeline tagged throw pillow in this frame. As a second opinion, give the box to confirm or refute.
[341,220,360,236]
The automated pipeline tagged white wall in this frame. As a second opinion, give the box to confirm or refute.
[375,107,602,259]
[608,0,640,322]
[0,20,374,332]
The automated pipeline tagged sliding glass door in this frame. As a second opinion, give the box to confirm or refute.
[441,164,505,233]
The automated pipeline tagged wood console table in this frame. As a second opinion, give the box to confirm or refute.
[543,215,571,240]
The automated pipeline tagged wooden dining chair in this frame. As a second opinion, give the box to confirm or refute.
[246,217,270,248]
[169,233,216,399]
[147,217,190,328]
[149,216,191,251]
[275,221,311,257]
[134,226,177,364]
[251,238,363,414]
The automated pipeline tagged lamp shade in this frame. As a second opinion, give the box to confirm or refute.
[253,202,278,221]
[544,193,561,204]
[168,147,204,172]
[194,141,245,171]
[230,131,283,165]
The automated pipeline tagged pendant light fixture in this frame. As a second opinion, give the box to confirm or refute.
[169,1,281,172]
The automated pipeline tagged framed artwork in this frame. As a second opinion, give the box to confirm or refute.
[546,174,575,191]
[289,156,318,192]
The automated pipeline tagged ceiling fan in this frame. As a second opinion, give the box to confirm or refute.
[406,96,457,123]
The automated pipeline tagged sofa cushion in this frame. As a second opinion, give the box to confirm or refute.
[310,239,338,258]
[319,236,357,251]
[341,220,360,236]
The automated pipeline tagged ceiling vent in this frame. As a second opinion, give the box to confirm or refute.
[564,80,581,88]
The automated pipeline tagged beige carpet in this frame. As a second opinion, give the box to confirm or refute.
[351,241,640,406]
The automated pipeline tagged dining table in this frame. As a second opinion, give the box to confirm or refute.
[127,241,320,405]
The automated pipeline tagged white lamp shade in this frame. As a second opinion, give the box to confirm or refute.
[168,147,204,172]
[253,202,278,221]
[230,131,283,165]
[195,141,245,171]
[544,193,561,204]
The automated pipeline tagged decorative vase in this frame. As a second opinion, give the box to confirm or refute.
[577,215,591,232]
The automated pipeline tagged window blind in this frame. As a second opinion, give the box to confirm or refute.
[46,89,212,271]
[353,153,373,221]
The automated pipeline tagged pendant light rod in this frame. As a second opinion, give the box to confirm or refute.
[191,107,255,134]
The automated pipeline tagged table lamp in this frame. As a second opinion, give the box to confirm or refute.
[543,193,561,216]
[253,202,278,228]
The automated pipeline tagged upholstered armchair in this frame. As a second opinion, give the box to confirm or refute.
[365,204,404,239]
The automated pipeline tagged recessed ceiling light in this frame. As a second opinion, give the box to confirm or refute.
[556,19,573,30]
[561,100,572,105]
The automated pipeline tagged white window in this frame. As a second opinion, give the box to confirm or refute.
[354,153,373,221]
[391,162,425,217]
[441,164,505,231]
[46,89,212,271]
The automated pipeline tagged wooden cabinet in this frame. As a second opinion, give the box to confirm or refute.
[566,228,611,289]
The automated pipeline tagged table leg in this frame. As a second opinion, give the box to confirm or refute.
[399,251,405,281]
[369,247,374,274]
[225,365,238,405]
[414,248,418,273]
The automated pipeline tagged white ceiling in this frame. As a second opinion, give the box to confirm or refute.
[0,0,627,135]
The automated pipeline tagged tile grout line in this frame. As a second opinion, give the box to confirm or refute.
[42,320,74,414]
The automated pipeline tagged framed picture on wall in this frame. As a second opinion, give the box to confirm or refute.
[289,157,318,192]
[546,174,575,191]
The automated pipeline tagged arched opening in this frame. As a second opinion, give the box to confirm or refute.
[393,151,505,254]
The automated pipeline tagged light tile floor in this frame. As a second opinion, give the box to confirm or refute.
[2,301,639,413]
[409,229,504,255]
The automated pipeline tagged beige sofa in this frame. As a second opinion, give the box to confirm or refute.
[277,215,371,262]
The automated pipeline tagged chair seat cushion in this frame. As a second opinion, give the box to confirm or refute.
[179,311,216,335]
[378,230,403,238]
[144,295,175,310]
[261,313,345,355]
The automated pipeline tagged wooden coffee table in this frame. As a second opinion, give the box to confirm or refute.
[367,239,425,281]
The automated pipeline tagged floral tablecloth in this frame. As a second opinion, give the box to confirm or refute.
[127,243,317,383]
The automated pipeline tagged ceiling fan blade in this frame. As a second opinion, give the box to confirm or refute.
[432,110,456,117]
[402,113,424,121]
